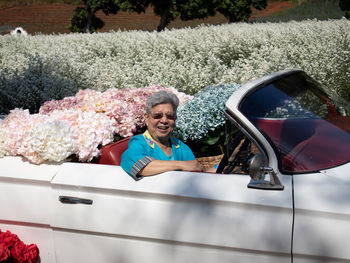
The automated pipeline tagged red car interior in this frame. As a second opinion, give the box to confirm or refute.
[98,137,131,166]
[253,118,350,172]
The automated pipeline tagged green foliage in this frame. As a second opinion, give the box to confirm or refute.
[69,0,119,33]
[339,0,350,10]
[116,0,220,31]
[339,0,350,18]
[217,0,267,22]
[149,0,178,31]
[111,0,267,31]
[175,0,219,20]
[69,6,105,33]
[115,0,149,13]
[187,127,226,156]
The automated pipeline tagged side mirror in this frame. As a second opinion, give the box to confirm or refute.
[248,154,284,191]
[248,154,267,181]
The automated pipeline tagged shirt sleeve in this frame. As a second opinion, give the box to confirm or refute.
[121,136,155,181]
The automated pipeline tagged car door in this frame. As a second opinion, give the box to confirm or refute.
[292,162,350,263]
[0,156,58,263]
[51,161,293,263]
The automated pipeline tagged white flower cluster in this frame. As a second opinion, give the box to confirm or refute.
[175,83,241,141]
[0,108,116,164]
[0,19,349,114]
[48,110,116,162]
[28,120,76,163]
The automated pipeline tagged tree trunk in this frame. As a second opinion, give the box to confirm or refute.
[84,4,93,33]
[157,7,171,32]
[85,14,92,33]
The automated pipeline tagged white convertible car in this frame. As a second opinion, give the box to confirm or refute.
[1,69,349,263]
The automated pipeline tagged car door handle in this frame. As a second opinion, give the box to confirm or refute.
[59,196,93,205]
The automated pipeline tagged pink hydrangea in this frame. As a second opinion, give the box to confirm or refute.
[39,85,193,139]
[0,109,48,163]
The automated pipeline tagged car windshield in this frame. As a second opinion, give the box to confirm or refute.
[240,72,350,173]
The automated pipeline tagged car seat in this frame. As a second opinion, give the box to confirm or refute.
[98,137,131,165]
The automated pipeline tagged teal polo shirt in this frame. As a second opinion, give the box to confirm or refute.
[121,131,195,181]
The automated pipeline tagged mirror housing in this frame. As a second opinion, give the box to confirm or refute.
[248,154,266,181]
[248,154,284,191]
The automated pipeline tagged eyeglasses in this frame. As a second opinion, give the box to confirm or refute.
[150,112,177,120]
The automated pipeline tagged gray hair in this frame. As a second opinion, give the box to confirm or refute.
[146,90,179,114]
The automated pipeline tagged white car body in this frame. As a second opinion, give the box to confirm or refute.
[1,70,349,263]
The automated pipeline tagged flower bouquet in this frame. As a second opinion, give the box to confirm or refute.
[0,229,39,263]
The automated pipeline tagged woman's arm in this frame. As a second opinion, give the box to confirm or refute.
[139,159,203,176]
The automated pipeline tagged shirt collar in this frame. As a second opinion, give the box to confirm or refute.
[143,130,180,149]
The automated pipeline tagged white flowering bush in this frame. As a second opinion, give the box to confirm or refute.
[0,19,349,114]
[175,83,241,141]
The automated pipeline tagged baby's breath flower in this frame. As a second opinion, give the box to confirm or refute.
[1,19,349,114]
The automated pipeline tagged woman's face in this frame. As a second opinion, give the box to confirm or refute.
[145,103,176,142]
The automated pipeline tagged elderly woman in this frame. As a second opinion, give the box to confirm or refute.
[121,90,203,180]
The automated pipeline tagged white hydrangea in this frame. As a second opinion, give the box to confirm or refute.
[0,107,119,164]
[49,109,116,162]
[29,120,76,163]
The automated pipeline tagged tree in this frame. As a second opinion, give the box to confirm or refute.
[115,0,220,32]
[117,0,267,32]
[217,0,267,22]
[339,0,350,19]
[70,0,268,33]
[69,0,120,33]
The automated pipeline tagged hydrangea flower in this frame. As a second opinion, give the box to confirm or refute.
[28,120,76,163]
[40,85,192,138]
[48,109,116,162]
[0,109,47,161]
[0,108,116,164]
[175,83,241,141]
